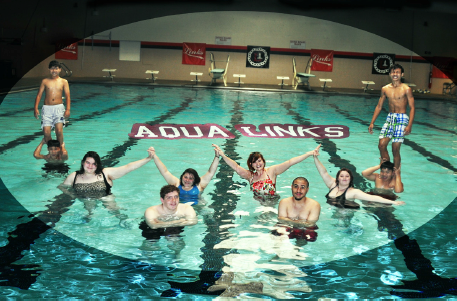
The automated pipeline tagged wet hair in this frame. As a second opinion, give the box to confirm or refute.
[49,60,61,69]
[380,161,395,171]
[335,168,354,188]
[47,139,61,148]
[78,151,103,175]
[179,168,200,186]
[292,177,309,188]
[389,63,404,74]
[160,184,180,199]
[247,152,266,172]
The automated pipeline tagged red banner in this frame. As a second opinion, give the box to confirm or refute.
[55,42,78,60]
[431,57,455,79]
[311,49,334,72]
[182,43,206,65]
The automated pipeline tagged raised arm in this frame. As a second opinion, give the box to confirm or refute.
[393,165,404,193]
[34,80,45,119]
[404,87,415,135]
[350,189,405,205]
[150,147,180,186]
[104,147,154,181]
[33,138,46,159]
[63,79,71,118]
[368,88,387,134]
[212,144,251,180]
[199,148,220,190]
[361,164,380,181]
[61,142,68,161]
[269,144,320,176]
[313,148,335,189]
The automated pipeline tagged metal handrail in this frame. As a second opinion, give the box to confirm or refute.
[60,62,72,78]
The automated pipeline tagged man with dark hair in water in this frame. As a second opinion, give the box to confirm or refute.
[33,138,68,163]
[144,185,197,229]
[278,177,321,227]
[362,160,404,193]
[368,63,415,170]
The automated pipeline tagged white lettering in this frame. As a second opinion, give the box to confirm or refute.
[159,126,180,138]
[325,127,344,137]
[208,125,229,138]
[180,126,203,138]
[265,126,276,137]
[134,126,158,138]
[297,126,320,137]
[273,126,297,137]
[240,126,267,137]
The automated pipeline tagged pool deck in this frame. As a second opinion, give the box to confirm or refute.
[2,76,456,101]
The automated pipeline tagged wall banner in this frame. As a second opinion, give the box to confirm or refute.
[431,57,455,79]
[182,43,206,65]
[55,42,78,60]
[310,49,334,72]
[246,46,270,68]
[372,53,395,74]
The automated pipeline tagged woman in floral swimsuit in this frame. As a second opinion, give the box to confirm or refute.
[212,144,319,198]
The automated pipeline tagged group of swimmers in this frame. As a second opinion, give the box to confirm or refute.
[33,60,414,231]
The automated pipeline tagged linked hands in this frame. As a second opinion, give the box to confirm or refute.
[312,144,321,157]
[147,147,155,159]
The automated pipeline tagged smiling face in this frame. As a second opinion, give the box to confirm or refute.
[337,170,352,187]
[49,66,61,78]
[380,168,394,181]
[251,157,265,172]
[292,178,309,201]
[83,157,97,174]
[389,68,403,82]
[181,172,195,188]
[161,191,179,212]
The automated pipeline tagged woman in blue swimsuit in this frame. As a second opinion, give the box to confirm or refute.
[312,145,405,208]
[150,147,220,204]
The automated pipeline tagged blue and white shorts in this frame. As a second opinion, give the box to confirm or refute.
[41,104,65,129]
[379,113,409,143]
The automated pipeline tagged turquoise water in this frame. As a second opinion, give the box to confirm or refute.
[0,84,456,298]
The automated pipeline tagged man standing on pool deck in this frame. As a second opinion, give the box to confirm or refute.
[278,177,321,227]
[34,60,71,145]
[368,63,415,170]
[144,185,197,229]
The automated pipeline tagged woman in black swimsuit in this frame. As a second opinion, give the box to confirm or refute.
[312,145,405,208]
[61,147,154,198]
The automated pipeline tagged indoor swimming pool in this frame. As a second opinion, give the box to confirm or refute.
[0,83,456,298]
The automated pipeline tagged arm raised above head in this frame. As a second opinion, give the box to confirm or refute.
[199,148,220,190]
[149,147,180,186]
[105,147,154,181]
[33,138,46,159]
[269,144,320,177]
[212,144,251,180]
[362,164,380,181]
[313,148,335,189]
[393,165,404,193]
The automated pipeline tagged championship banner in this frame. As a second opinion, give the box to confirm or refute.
[246,46,270,68]
[431,57,455,79]
[182,43,206,65]
[55,42,78,60]
[310,49,334,72]
[372,53,395,74]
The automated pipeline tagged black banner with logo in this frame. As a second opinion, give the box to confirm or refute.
[246,46,270,68]
[372,53,395,74]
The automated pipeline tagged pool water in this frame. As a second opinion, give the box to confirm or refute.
[0,84,456,298]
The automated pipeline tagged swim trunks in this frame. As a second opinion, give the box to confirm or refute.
[250,171,276,196]
[41,104,65,129]
[325,186,360,209]
[178,185,200,205]
[379,113,409,143]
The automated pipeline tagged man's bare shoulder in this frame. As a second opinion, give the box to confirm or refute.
[306,197,320,207]
[279,197,293,205]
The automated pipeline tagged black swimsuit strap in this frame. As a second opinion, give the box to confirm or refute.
[100,171,112,195]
